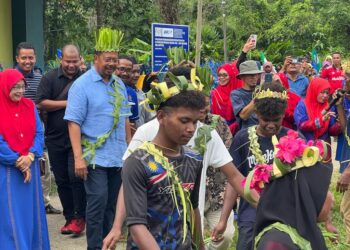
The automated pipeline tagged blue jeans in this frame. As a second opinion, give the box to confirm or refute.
[85,166,122,250]
[236,223,254,250]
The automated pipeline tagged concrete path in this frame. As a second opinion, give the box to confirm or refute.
[48,195,126,250]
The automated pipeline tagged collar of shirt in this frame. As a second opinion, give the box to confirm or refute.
[16,66,34,78]
[287,73,307,81]
[58,65,81,80]
[91,66,114,85]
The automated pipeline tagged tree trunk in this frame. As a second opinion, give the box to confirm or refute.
[96,0,103,28]
[157,0,179,24]
[195,0,203,66]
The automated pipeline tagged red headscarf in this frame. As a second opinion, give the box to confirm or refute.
[211,63,242,122]
[304,78,331,138]
[0,69,35,155]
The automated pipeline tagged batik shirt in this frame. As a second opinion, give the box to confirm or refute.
[123,145,203,250]
[204,114,232,211]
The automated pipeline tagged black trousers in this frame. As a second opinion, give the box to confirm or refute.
[85,166,122,250]
[47,142,86,221]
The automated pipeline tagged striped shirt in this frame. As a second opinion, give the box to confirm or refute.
[16,67,42,102]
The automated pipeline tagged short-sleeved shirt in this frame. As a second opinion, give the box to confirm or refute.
[16,67,42,102]
[64,67,130,167]
[204,114,232,211]
[229,127,289,225]
[123,145,203,249]
[230,88,257,129]
[123,118,233,225]
[36,66,82,147]
[126,86,139,123]
[287,73,309,98]
[321,66,345,94]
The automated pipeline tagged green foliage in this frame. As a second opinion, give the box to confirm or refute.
[81,79,130,167]
[44,0,350,67]
[94,28,124,52]
[165,47,190,67]
[126,38,151,64]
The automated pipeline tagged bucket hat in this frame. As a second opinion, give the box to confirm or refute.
[237,60,263,79]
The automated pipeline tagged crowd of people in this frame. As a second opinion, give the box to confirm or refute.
[1,28,350,250]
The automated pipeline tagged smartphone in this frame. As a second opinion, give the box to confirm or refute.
[249,34,257,49]
[264,73,272,83]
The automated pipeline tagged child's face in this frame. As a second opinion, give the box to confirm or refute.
[256,113,284,137]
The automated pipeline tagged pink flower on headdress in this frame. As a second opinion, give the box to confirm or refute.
[287,130,299,139]
[242,164,273,193]
[276,132,306,163]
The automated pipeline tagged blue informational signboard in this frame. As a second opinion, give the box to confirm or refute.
[152,23,189,72]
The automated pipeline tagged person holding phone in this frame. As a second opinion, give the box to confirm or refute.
[236,35,258,69]
[280,56,309,98]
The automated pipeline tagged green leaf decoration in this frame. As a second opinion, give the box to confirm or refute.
[196,66,213,96]
[194,115,219,156]
[167,71,189,91]
[139,142,194,243]
[165,47,189,67]
[248,126,266,164]
[95,27,124,52]
[82,77,131,168]
[254,222,312,250]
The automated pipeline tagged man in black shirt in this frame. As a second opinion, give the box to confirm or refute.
[36,44,86,235]
[229,81,289,250]
[123,89,206,249]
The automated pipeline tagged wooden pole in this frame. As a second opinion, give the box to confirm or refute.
[195,0,203,66]
[222,0,228,62]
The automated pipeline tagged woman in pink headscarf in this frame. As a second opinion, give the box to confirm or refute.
[211,63,242,135]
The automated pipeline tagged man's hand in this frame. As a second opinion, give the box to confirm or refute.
[242,39,256,53]
[211,220,227,242]
[75,158,88,180]
[279,56,293,73]
[102,227,122,250]
[337,169,350,193]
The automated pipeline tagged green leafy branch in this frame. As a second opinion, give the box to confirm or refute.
[194,115,219,156]
[82,79,130,167]
[248,126,266,164]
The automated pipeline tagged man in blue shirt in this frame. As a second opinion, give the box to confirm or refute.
[285,58,309,98]
[115,55,139,134]
[64,28,131,250]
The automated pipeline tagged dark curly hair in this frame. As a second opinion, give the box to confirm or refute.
[254,81,287,117]
[159,90,206,112]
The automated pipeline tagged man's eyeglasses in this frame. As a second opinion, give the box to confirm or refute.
[11,84,26,91]
[116,67,132,73]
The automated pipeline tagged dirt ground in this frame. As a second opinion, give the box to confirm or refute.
[47,196,126,250]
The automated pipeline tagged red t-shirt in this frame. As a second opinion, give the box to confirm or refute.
[321,66,345,94]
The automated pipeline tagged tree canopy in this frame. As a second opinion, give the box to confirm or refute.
[44,0,350,65]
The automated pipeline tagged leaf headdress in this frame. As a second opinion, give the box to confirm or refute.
[140,70,204,111]
[95,27,124,52]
